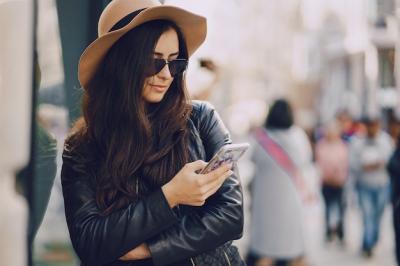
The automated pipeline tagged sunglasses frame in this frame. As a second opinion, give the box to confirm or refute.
[146,58,188,77]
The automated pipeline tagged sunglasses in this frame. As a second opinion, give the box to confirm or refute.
[145,58,188,77]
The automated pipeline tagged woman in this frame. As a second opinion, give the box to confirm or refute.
[61,0,244,265]
[315,121,348,243]
[247,99,310,266]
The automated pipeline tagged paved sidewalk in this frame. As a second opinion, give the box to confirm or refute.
[304,201,396,266]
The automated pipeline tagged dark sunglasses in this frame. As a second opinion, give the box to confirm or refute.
[145,58,188,77]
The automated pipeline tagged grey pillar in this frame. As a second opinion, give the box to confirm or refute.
[56,0,110,124]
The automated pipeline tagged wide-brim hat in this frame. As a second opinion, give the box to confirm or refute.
[78,0,207,88]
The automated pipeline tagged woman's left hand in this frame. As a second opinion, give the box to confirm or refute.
[119,243,151,261]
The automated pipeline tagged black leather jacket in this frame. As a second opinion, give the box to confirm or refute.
[61,101,244,266]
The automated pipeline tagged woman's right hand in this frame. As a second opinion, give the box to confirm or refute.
[162,160,233,208]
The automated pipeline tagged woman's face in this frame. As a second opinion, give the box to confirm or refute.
[142,28,179,103]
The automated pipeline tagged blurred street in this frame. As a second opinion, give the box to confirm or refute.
[304,202,396,266]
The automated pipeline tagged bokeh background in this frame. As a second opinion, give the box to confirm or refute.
[2,0,400,265]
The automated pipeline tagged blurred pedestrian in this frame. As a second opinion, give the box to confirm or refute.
[350,117,393,257]
[247,99,311,266]
[335,110,356,143]
[315,121,348,243]
[60,0,244,265]
[387,134,400,266]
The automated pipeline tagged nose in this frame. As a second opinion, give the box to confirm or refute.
[157,61,172,79]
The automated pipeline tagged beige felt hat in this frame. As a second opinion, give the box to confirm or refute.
[78,0,207,88]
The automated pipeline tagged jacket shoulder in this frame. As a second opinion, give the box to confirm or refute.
[190,100,216,124]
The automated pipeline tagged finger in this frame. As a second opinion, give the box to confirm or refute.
[204,185,220,201]
[203,169,233,192]
[196,200,206,206]
[188,160,207,171]
[202,162,232,184]
[202,170,233,197]
[187,200,205,207]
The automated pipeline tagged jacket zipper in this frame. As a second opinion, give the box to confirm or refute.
[223,251,231,266]
[190,257,195,266]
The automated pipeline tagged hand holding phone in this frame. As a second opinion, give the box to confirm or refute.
[163,143,249,207]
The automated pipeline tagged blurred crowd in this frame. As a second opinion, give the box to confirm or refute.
[242,98,400,266]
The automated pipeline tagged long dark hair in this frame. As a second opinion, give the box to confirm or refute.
[265,99,294,130]
[66,20,192,215]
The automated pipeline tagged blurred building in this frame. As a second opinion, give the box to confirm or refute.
[223,0,399,129]
[161,0,400,132]
[291,0,398,126]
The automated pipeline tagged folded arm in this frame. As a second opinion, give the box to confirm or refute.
[61,153,179,265]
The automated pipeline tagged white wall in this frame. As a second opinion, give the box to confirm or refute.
[0,0,32,265]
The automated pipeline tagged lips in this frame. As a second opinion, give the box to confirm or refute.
[149,84,168,92]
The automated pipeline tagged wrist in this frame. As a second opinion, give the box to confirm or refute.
[162,182,178,208]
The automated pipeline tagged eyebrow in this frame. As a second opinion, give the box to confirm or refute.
[154,52,179,57]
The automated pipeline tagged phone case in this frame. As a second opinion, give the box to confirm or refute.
[200,143,249,174]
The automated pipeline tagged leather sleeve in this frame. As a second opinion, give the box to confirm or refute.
[147,101,244,265]
[61,151,179,265]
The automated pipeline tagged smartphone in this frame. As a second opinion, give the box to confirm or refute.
[200,143,250,174]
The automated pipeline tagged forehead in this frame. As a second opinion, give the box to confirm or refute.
[154,28,179,55]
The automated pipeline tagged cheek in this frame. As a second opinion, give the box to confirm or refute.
[142,77,152,94]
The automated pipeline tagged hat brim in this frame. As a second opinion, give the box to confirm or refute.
[78,5,207,88]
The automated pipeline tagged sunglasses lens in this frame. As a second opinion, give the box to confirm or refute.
[154,59,166,74]
[145,59,166,76]
[169,60,188,76]
[145,59,187,76]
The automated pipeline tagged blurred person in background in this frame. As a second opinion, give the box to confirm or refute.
[246,99,311,266]
[335,110,356,142]
[350,117,393,257]
[311,110,355,146]
[60,0,245,265]
[388,116,400,144]
[387,134,400,266]
[335,112,365,210]
[315,121,348,244]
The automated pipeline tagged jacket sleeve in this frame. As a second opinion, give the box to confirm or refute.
[61,151,179,265]
[147,101,244,265]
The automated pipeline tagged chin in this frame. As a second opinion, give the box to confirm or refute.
[145,95,165,103]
